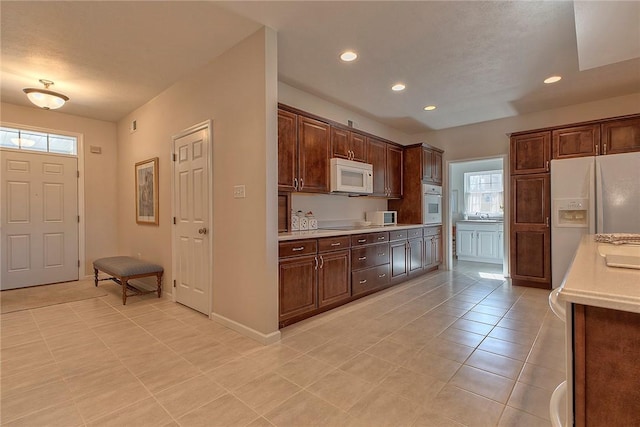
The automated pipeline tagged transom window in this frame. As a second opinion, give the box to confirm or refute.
[0,126,77,155]
[464,170,504,216]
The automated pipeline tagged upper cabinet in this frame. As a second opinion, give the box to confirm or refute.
[366,137,403,198]
[552,124,600,159]
[601,116,640,155]
[277,109,298,192]
[331,127,366,162]
[422,146,443,185]
[510,131,550,175]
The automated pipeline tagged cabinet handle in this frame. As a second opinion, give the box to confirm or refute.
[358,256,367,260]
[292,246,305,251]
[378,252,386,257]
[319,255,324,269]
[299,178,304,190]
[293,178,298,191]
[603,143,607,155]
[595,144,599,155]
[359,279,367,284]
[378,273,386,278]
[330,242,341,246]
[358,239,367,243]
[377,236,386,240]
[546,160,549,172]
[546,217,550,227]
[314,256,318,270]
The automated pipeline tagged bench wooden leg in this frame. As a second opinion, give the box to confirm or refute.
[156,273,162,298]
[94,268,99,287]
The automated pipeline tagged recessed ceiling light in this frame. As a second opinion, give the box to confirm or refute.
[423,105,437,111]
[391,83,406,92]
[544,75,562,84]
[340,51,357,62]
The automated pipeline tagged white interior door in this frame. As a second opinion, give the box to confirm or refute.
[173,126,210,315]
[1,149,78,289]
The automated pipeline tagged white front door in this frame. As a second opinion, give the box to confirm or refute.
[172,125,211,315]
[1,149,78,289]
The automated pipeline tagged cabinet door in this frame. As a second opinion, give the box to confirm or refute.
[366,137,388,196]
[510,229,551,287]
[432,151,443,185]
[422,147,433,182]
[318,250,350,307]
[510,131,550,175]
[390,240,408,283]
[298,116,331,193]
[552,125,599,159]
[350,132,367,162]
[423,236,434,268]
[330,127,351,160]
[278,109,298,192]
[601,117,640,155]
[497,231,504,259]
[456,229,475,257]
[386,144,404,198]
[408,238,423,275]
[279,255,317,321]
[433,234,442,265]
[511,174,550,227]
[477,230,497,259]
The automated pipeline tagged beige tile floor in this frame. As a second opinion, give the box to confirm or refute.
[1,261,565,426]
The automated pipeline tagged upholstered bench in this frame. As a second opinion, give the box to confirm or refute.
[93,256,163,305]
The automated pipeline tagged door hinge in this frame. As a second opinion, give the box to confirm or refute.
[173,280,176,288]
[78,260,81,267]
[172,153,177,161]
[173,217,176,225]
[77,171,80,178]
[77,215,80,223]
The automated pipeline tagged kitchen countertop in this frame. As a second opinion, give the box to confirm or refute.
[558,235,640,313]
[278,224,436,241]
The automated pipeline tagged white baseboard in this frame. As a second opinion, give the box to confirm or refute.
[211,312,281,345]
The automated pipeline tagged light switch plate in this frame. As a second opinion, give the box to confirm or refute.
[233,185,246,198]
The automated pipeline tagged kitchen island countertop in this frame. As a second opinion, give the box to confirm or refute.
[558,235,640,313]
[278,224,435,242]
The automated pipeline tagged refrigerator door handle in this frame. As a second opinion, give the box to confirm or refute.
[595,160,604,233]
[588,161,596,234]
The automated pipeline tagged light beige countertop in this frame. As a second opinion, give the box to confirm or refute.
[278,224,432,241]
[558,235,640,313]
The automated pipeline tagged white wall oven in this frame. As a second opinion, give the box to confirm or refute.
[423,184,442,224]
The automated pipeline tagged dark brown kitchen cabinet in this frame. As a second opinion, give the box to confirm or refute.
[510,131,550,175]
[510,173,551,288]
[331,127,366,162]
[572,304,640,426]
[278,254,317,322]
[408,237,424,276]
[552,125,600,159]
[390,240,408,283]
[298,116,331,193]
[277,109,298,192]
[601,116,640,155]
[318,249,350,307]
[366,138,403,198]
[422,146,443,185]
[423,226,442,271]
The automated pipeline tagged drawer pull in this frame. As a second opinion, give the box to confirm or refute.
[291,247,305,251]
[358,239,367,243]
[330,242,341,246]
[377,236,386,240]
[378,253,386,256]
[378,273,386,278]
[359,279,367,284]
[358,256,367,261]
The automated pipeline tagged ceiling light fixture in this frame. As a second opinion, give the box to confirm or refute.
[340,51,358,62]
[423,105,437,111]
[391,83,406,92]
[23,79,69,110]
[544,75,562,84]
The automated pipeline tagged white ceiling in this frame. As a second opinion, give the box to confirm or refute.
[2,1,639,134]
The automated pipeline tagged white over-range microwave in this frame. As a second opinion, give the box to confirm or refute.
[330,158,373,194]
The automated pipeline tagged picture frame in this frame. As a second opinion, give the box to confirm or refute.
[135,157,159,225]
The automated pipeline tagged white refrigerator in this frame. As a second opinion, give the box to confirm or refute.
[550,152,640,288]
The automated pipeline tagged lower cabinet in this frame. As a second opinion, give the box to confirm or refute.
[351,241,390,296]
[455,221,503,264]
[390,228,424,284]
[318,249,350,307]
[278,254,318,322]
[424,226,442,270]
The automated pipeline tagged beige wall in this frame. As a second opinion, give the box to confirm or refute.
[417,92,640,161]
[116,28,279,338]
[0,102,118,275]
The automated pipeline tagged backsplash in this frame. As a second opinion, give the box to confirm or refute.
[291,193,387,222]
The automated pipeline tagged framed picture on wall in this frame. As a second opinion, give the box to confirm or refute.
[135,157,159,225]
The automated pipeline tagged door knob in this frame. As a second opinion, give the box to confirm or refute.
[198,228,208,235]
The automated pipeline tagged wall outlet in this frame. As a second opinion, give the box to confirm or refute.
[233,185,246,199]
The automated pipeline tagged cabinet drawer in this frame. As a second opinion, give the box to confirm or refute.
[389,229,408,241]
[351,232,389,246]
[407,228,423,239]
[352,264,390,296]
[424,226,441,237]
[279,240,317,258]
[318,236,351,253]
[351,243,390,270]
